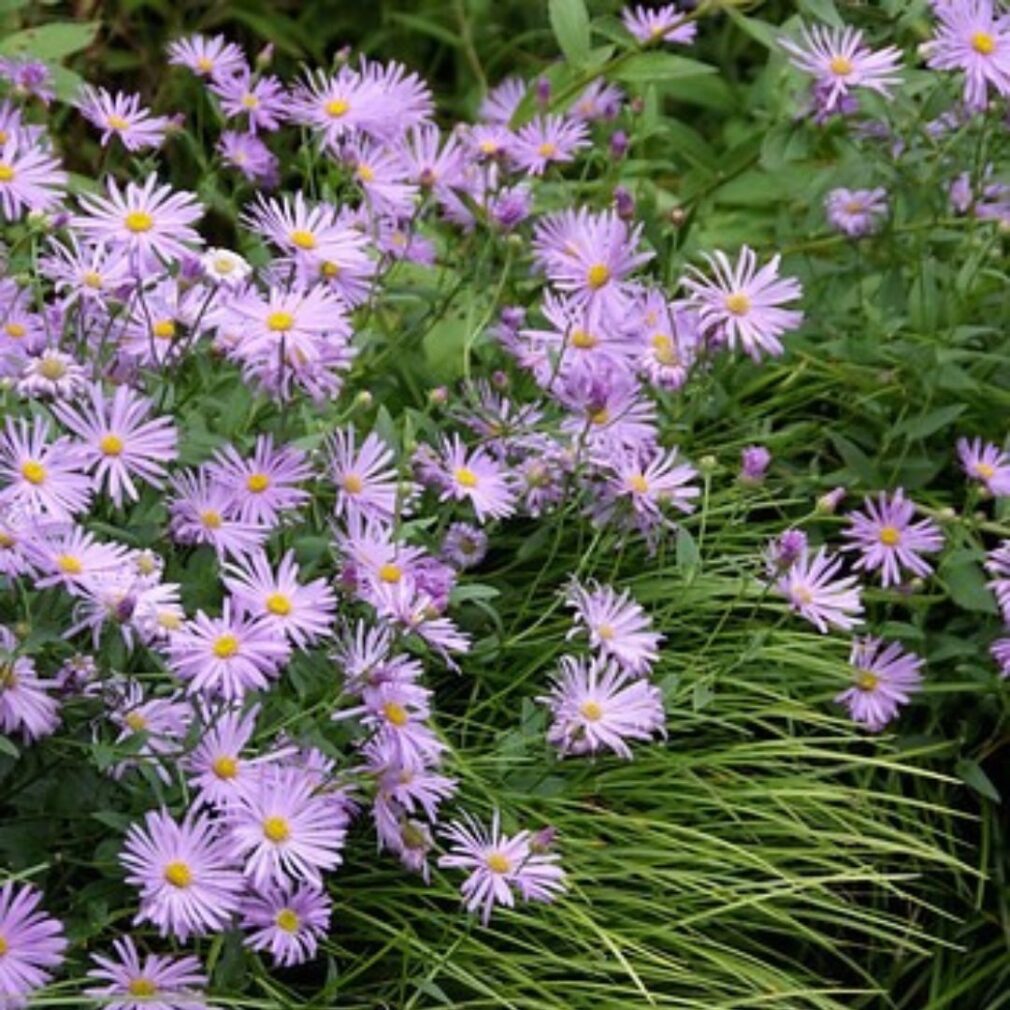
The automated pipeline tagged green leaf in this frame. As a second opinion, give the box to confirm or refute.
[798,0,844,27]
[955,758,1001,803]
[0,735,19,760]
[0,21,99,60]
[548,0,591,69]
[891,404,966,440]
[613,52,715,83]
[676,526,700,573]
[939,559,998,615]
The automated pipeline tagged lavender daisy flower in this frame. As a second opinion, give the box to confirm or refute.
[25,524,129,596]
[430,434,517,523]
[0,57,55,103]
[991,636,1010,678]
[207,435,311,527]
[77,86,169,151]
[289,66,384,148]
[121,807,244,942]
[511,114,589,175]
[241,883,332,967]
[985,541,1010,623]
[16,349,87,400]
[842,489,944,587]
[740,445,772,485]
[540,655,666,758]
[442,521,488,569]
[168,471,269,560]
[438,811,566,925]
[86,936,207,1010]
[328,426,402,525]
[622,3,697,45]
[0,636,60,743]
[226,765,347,888]
[682,246,804,360]
[168,601,291,701]
[211,68,289,133]
[167,34,246,81]
[924,0,1010,109]
[764,528,808,575]
[347,139,418,217]
[779,22,904,116]
[223,550,337,650]
[0,135,66,220]
[957,436,1010,495]
[836,637,924,732]
[566,581,662,675]
[0,416,91,519]
[479,76,527,124]
[777,547,863,633]
[110,683,191,785]
[53,383,177,508]
[825,187,888,237]
[200,247,251,288]
[0,881,66,1008]
[218,130,278,186]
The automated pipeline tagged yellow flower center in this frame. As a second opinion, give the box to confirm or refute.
[976,462,996,479]
[196,56,214,72]
[20,460,46,485]
[586,263,610,289]
[589,407,610,426]
[725,292,751,315]
[379,562,402,583]
[627,474,649,494]
[0,532,15,549]
[479,139,499,155]
[580,700,604,721]
[127,977,158,997]
[83,270,103,289]
[38,357,67,380]
[486,852,511,874]
[326,98,350,118]
[383,701,409,727]
[163,860,193,888]
[100,433,124,456]
[214,256,236,274]
[57,554,83,575]
[878,525,901,547]
[266,311,294,332]
[855,669,879,692]
[125,710,147,731]
[357,163,375,183]
[158,611,183,631]
[263,815,291,843]
[342,473,364,494]
[570,328,597,349]
[289,229,316,250]
[829,55,854,76]
[212,754,239,779]
[597,623,616,641]
[794,586,814,605]
[0,164,14,182]
[5,322,25,338]
[537,141,559,158]
[152,319,176,341]
[651,332,677,365]
[972,31,996,55]
[212,633,239,658]
[275,908,300,932]
[454,467,479,488]
[241,93,259,109]
[200,509,222,530]
[266,592,292,616]
[0,934,8,956]
[246,472,270,493]
[320,260,341,278]
[107,113,130,131]
[124,210,154,233]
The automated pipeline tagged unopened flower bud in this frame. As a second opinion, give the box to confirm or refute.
[614,185,635,221]
[816,486,846,514]
[256,43,274,69]
[610,129,629,159]
[535,76,551,107]
[669,207,687,227]
[698,454,718,473]
[630,96,645,115]
[739,445,771,485]
[355,390,373,409]
[428,386,448,406]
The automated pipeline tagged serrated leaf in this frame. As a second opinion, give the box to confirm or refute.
[549,0,591,69]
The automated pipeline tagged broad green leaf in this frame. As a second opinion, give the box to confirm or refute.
[891,404,966,440]
[939,559,998,615]
[0,20,98,59]
[955,758,1001,803]
[613,52,715,83]
[548,0,591,69]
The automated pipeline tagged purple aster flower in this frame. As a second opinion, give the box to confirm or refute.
[86,936,207,1010]
[121,807,244,942]
[0,416,91,519]
[836,637,924,732]
[438,811,566,925]
[991,636,1010,678]
[511,114,589,175]
[568,80,625,122]
[16,349,87,400]
[289,66,385,148]
[53,383,177,508]
[371,579,471,664]
[779,23,904,116]
[328,426,402,526]
[740,445,772,484]
[210,68,289,133]
[924,0,1010,109]
[346,139,418,217]
[223,550,336,650]
[225,765,347,888]
[167,600,291,700]
[621,3,697,45]
[540,654,666,758]
[682,246,804,360]
[777,547,863,633]
[489,183,533,231]
[110,682,191,785]
[442,521,488,569]
[957,436,1010,495]
[200,247,251,288]
[764,528,808,575]
[241,883,332,967]
[0,881,66,1007]
[985,540,1010,623]
[0,631,59,742]
[429,434,517,523]
[0,57,54,102]
[167,34,246,82]
[398,123,466,200]
[825,187,888,237]
[72,174,203,269]
[842,489,944,587]
[168,471,269,561]
[207,435,311,527]
[77,86,169,151]
[0,135,65,220]
[217,130,278,186]
[479,76,527,124]
[25,523,129,595]
[566,581,662,675]
[39,236,130,307]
